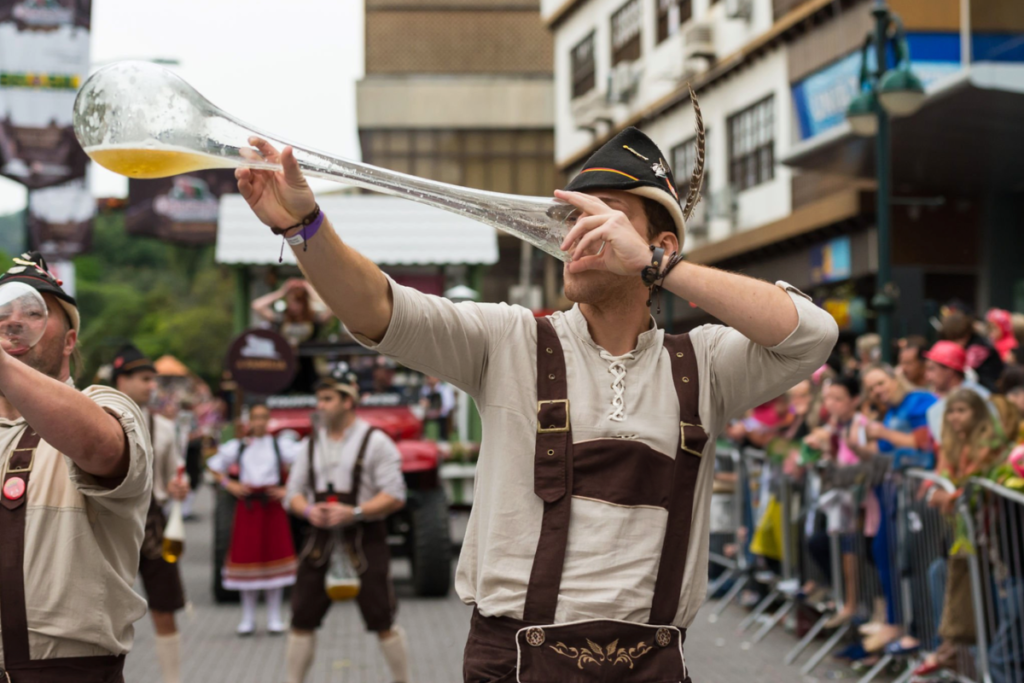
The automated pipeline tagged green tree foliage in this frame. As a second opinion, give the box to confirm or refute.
[73,213,234,385]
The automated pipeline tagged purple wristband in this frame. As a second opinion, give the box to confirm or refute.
[285,210,325,247]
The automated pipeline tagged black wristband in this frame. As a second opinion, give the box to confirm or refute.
[270,203,321,236]
[641,246,666,286]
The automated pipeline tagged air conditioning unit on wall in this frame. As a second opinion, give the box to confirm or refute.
[571,87,611,131]
[682,22,715,62]
[608,61,642,105]
[725,0,753,21]
[710,185,740,230]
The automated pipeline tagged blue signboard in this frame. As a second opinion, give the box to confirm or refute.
[792,50,867,140]
[792,32,1020,140]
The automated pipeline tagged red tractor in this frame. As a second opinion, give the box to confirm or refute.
[212,346,452,602]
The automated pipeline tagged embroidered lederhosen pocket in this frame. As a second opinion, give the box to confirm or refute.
[515,619,690,683]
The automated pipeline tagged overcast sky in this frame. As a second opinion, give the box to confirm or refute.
[0,0,364,214]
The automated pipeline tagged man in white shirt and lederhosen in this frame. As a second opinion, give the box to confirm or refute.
[236,108,839,678]
[207,403,301,636]
[112,344,190,683]
[283,371,409,683]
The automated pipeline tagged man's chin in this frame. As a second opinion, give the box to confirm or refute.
[563,269,629,304]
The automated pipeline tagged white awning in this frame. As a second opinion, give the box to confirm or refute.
[216,193,500,266]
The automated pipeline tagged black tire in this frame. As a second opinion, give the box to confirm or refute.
[408,487,451,597]
[212,487,239,603]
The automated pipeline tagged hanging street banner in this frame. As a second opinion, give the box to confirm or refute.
[28,176,93,258]
[126,170,238,245]
[0,0,91,189]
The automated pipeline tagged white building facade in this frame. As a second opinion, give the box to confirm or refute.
[546,0,1024,335]
[547,0,796,252]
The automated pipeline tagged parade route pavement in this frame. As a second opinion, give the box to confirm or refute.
[126,488,891,682]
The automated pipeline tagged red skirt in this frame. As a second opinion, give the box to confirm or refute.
[223,494,298,590]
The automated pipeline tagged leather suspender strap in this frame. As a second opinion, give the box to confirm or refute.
[349,427,377,504]
[649,334,709,624]
[0,427,42,665]
[309,426,376,500]
[271,437,284,485]
[235,440,249,483]
[523,317,573,623]
[237,437,283,485]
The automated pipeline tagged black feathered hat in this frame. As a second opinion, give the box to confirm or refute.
[564,90,705,247]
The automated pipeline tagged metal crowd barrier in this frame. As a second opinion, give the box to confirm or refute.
[798,462,896,681]
[706,446,760,619]
[967,478,1024,683]
[706,446,745,605]
[704,444,1024,683]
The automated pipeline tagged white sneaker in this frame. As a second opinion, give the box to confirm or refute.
[237,621,255,637]
[267,620,286,636]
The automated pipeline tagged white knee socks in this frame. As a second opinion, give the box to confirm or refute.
[238,589,258,634]
[379,626,411,683]
[286,631,317,683]
[155,632,181,683]
[266,587,285,632]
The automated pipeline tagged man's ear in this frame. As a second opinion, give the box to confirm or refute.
[656,231,680,255]
[63,328,77,358]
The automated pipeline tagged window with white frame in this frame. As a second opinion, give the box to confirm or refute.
[611,0,642,65]
[571,32,596,99]
[657,0,692,44]
[728,96,774,192]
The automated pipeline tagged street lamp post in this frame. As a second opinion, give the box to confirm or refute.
[846,0,925,364]
[872,3,895,365]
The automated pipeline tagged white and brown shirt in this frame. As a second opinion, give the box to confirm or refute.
[0,385,153,667]
[286,418,407,509]
[357,278,838,628]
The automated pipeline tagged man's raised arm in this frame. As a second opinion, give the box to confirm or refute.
[235,138,393,343]
[0,352,130,478]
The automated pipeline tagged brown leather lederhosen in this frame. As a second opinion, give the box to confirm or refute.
[138,412,185,613]
[464,317,708,683]
[1,429,126,682]
[290,426,396,632]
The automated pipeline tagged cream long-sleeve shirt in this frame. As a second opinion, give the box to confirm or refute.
[357,278,838,627]
[0,386,153,667]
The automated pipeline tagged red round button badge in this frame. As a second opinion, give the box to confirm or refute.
[3,477,25,501]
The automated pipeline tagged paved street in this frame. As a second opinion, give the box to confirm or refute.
[126,489,894,682]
